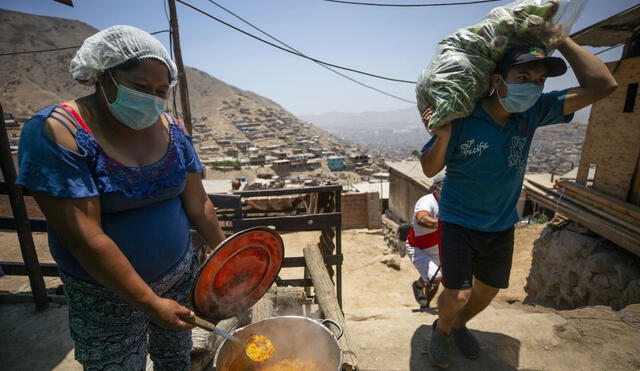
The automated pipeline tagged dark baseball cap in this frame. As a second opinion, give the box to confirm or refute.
[496,46,567,77]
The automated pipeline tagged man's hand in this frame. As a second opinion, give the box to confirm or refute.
[422,107,451,139]
[421,107,435,131]
[431,123,451,139]
[144,296,195,330]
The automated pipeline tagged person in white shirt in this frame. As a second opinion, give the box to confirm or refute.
[407,175,444,308]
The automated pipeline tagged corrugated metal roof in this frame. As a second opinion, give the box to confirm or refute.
[571,5,640,47]
[387,161,443,190]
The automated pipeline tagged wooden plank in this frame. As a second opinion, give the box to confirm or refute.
[0,216,47,232]
[236,185,342,197]
[276,287,307,316]
[336,191,343,308]
[555,185,640,226]
[275,278,314,287]
[233,212,341,233]
[525,190,639,252]
[304,244,359,370]
[208,193,241,209]
[0,292,65,305]
[524,188,640,255]
[251,283,276,323]
[539,183,640,235]
[0,104,48,311]
[0,262,59,277]
[282,254,343,268]
[627,153,640,206]
[556,180,640,220]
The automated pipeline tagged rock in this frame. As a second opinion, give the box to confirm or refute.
[562,270,579,288]
[587,253,618,274]
[592,273,610,289]
[380,254,401,270]
[565,221,592,235]
[605,272,624,291]
[615,263,640,290]
[556,231,595,259]
[622,279,640,304]
[573,284,588,303]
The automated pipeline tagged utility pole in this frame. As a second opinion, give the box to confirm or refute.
[167,0,193,135]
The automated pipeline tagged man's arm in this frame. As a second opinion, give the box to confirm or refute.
[420,107,451,178]
[415,210,438,229]
[558,37,618,115]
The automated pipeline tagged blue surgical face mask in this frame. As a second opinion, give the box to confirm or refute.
[497,75,544,113]
[100,71,166,130]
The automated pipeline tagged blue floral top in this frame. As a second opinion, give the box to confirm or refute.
[16,104,203,283]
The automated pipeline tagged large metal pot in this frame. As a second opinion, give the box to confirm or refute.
[214,316,344,371]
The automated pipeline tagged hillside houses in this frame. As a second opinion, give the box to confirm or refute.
[187,97,388,188]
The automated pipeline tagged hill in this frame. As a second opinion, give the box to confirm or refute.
[301,107,430,160]
[0,8,345,156]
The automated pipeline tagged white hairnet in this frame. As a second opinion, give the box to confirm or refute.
[429,172,445,192]
[70,25,178,87]
[432,173,445,184]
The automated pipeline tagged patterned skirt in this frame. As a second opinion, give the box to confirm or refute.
[60,247,198,371]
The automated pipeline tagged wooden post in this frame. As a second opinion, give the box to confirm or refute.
[167,0,193,135]
[304,244,359,371]
[0,103,48,311]
[250,283,276,323]
[335,188,343,309]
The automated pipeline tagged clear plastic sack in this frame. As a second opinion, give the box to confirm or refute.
[416,0,586,129]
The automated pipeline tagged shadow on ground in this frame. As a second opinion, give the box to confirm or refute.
[1,303,75,371]
[410,324,521,371]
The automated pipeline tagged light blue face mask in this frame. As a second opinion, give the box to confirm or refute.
[498,75,544,113]
[100,71,166,130]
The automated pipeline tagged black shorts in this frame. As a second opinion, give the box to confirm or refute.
[438,221,514,290]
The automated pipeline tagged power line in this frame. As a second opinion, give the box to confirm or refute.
[206,0,416,103]
[0,45,79,57]
[594,43,623,56]
[176,0,416,84]
[564,43,623,73]
[321,0,504,7]
[0,30,170,57]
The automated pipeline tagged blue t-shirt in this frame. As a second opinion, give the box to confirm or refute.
[16,105,203,283]
[421,90,574,232]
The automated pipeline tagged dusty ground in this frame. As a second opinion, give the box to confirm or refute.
[279,226,640,371]
[1,225,639,370]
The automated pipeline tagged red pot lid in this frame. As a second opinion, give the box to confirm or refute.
[191,227,284,320]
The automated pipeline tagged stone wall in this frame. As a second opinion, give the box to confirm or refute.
[382,214,401,252]
[525,222,640,310]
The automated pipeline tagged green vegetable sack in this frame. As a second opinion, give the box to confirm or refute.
[416,0,585,129]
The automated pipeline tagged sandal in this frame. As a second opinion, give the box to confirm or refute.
[412,280,427,306]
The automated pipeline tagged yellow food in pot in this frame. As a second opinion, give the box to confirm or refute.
[259,359,320,371]
[245,335,276,363]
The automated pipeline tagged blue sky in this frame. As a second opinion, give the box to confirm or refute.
[2,0,636,116]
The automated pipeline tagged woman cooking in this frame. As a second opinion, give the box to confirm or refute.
[16,25,225,370]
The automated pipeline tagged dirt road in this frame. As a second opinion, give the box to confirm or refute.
[1,226,639,370]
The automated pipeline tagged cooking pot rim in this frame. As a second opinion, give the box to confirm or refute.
[213,315,344,370]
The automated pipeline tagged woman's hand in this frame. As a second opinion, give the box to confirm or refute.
[144,296,195,330]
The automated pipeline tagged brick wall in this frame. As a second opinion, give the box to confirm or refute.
[341,192,381,229]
